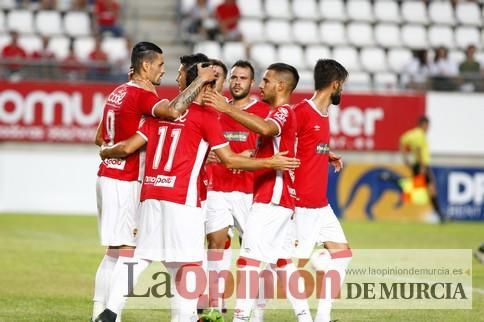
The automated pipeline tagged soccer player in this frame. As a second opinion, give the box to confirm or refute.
[92,41,217,320]
[176,53,210,92]
[93,63,300,322]
[400,116,446,223]
[204,63,313,322]
[291,59,352,322]
[203,60,270,315]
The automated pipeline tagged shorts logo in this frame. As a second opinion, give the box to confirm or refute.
[103,158,126,170]
[224,131,249,142]
[154,175,177,187]
[315,143,330,154]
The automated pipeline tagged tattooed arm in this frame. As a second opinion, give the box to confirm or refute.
[152,64,216,120]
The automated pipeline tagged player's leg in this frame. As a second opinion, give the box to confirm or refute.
[314,206,352,322]
[426,167,447,223]
[93,177,139,320]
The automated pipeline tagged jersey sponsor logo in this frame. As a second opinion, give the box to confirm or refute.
[106,88,127,106]
[154,175,177,188]
[315,143,330,154]
[272,107,289,125]
[103,158,126,170]
[224,131,249,142]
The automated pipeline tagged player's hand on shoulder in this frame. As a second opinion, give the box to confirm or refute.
[270,151,301,171]
[203,89,231,113]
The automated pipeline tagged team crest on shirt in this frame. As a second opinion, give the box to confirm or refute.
[315,143,330,154]
[314,125,321,131]
[224,131,249,142]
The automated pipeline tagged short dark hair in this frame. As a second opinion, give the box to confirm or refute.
[180,53,209,69]
[313,59,348,91]
[232,60,255,80]
[131,42,163,73]
[418,115,429,125]
[267,62,299,91]
[186,62,215,88]
[210,58,228,79]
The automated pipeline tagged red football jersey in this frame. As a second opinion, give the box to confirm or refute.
[253,104,297,210]
[294,99,330,208]
[207,99,270,194]
[138,102,228,207]
[97,82,161,181]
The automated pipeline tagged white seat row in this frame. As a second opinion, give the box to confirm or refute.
[240,19,483,50]
[0,33,128,62]
[180,0,483,26]
[0,10,91,37]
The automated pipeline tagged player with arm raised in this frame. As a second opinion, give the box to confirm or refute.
[91,41,216,321]
[292,59,352,322]
[204,63,313,322]
[93,63,300,322]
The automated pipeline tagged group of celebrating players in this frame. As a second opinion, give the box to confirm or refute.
[91,41,352,322]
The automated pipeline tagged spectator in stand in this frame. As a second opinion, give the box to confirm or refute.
[61,40,85,81]
[94,0,123,37]
[185,0,219,41]
[39,0,57,9]
[401,49,431,90]
[1,31,27,78]
[71,0,89,10]
[430,46,459,91]
[459,44,480,75]
[30,36,56,79]
[215,0,242,42]
[88,34,110,80]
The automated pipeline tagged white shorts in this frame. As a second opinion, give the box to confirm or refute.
[96,176,140,247]
[240,203,294,264]
[291,205,348,259]
[205,191,253,235]
[135,199,205,263]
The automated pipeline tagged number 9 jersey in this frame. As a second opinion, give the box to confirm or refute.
[137,102,228,207]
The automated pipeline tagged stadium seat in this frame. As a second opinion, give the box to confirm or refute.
[0,11,4,33]
[222,41,247,66]
[297,69,314,88]
[277,44,305,70]
[292,0,319,20]
[64,11,91,37]
[374,72,398,90]
[0,33,11,51]
[48,36,70,60]
[102,37,128,63]
[305,45,331,69]
[401,25,427,49]
[401,1,428,25]
[7,10,34,34]
[292,20,320,45]
[180,0,195,14]
[475,51,484,66]
[332,46,360,72]
[428,25,455,49]
[387,48,412,73]
[455,26,480,49]
[428,1,455,26]
[360,47,387,73]
[374,23,401,48]
[265,0,291,19]
[319,0,346,21]
[35,11,63,36]
[265,19,292,43]
[74,36,95,61]
[319,21,347,46]
[455,2,480,26]
[18,34,42,55]
[449,50,465,66]
[347,22,374,47]
[239,0,264,19]
[0,0,16,9]
[374,0,400,23]
[345,71,371,90]
[249,43,276,69]
[193,40,222,59]
[346,0,374,22]
[239,19,265,43]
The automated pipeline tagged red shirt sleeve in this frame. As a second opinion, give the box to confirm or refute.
[266,105,291,137]
[201,108,228,150]
[138,90,163,117]
[136,117,152,142]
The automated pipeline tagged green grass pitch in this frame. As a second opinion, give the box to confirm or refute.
[0,214,482,322]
